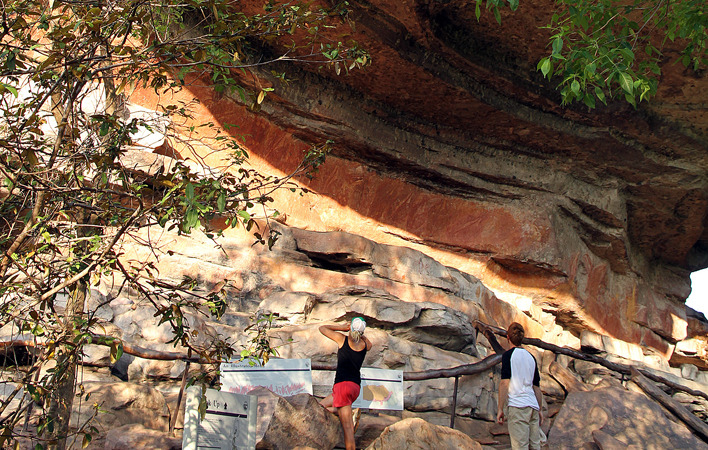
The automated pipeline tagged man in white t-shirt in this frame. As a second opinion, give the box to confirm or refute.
[496,322,543,450]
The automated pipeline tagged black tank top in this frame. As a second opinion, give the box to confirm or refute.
[334,337,367,385]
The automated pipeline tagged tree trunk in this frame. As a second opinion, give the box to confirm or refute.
[45,276,88,450]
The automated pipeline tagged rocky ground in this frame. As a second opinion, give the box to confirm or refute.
[3,223,707,448]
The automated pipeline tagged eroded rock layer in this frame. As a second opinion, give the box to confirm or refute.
[129,0,708,359]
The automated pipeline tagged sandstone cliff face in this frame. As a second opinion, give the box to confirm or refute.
[129,0,708,359]
[81,222,708,447]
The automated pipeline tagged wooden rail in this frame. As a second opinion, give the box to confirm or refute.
[2,322,707,435]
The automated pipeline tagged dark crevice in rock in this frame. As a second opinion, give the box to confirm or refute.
[301,252,374,275]
[491,256,568,278]
[440,162,551,193]
[381,231,495,258]
[570,198,625,229]
[0,346,33,368]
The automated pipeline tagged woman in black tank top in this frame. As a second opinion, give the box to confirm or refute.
[319,318,372,450]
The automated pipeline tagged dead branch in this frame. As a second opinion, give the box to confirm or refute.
[474,320,506,354]
[403,354,503,381]
[631,367,708,443]
[0,335,207,364]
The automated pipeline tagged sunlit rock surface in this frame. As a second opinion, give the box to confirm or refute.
[126,0,708,360]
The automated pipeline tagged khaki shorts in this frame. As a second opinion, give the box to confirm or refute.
[506,405,541,450]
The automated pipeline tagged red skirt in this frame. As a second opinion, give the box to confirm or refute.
[332,381,360,408]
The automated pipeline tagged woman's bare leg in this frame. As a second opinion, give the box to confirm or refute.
[319,394,337,414]
[338,404,356,450]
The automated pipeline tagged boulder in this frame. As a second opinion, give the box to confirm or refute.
[402,410,505,446]
[547,386,708,449]
[104,424,181,450]
[682,363,699,380]
[288,228,460,292]
[350,413,401,449]
[309,286,418,324]
[548,361,590,393]
[307,286,476,353]
[73,381,170,432]
[250,387,340,449]
[258,291,317,323]
[580,330,605,353]
[390,302,477,354]
[592,429,641,450]
[365,418,482,450]
[686,307,708,339]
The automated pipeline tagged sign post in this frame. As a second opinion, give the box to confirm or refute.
[353,367,404,411]
[182,387,257,450]
[220,358,313,396]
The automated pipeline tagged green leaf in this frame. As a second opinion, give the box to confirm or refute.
[539,58,551,77]
[82,433,92,448]
[571,79,580,95]
[508,0,518,11]
[475,2,481,20]
[619,72,633,94]
[552,37,563,54]
[0,83,18,97]
[238,210,251,222]
[594,86,606,105]
[186,208,199,230]
[5,52,16,72]
[619,48,634,62]
[624,92,636,107]
[583,93,595,109]
[217,192,226,212]
[493,7,501,25]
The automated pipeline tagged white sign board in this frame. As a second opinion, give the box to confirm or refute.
[352,367,404,410]
[182,387,257,450]
[220,358,313,397]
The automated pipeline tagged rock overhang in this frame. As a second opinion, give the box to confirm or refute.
[125,0,707,354]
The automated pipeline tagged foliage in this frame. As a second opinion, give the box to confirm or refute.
[241,311,280,365]
[0,0,367,447]
[538,0,707,107]
[474,0,706,107]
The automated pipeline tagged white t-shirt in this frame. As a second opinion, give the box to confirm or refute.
[501,347,540,410]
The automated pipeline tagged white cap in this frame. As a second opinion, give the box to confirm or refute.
[351,317,366,333]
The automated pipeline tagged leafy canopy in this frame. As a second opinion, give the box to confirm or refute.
[476,0,706,107]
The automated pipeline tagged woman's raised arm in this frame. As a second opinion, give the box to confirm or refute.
[319,323,349,345]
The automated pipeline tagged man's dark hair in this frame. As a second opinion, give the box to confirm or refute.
[507,322,525,346]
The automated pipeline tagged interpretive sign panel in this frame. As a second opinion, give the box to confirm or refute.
[182,387,256,450]
[352,367,404,410]
[220,358,313,396]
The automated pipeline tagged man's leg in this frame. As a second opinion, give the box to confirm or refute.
[529,408,541,450]
[507,406,532,450]
[338,404,356,450]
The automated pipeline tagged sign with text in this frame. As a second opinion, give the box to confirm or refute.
[352,367,404,411]
[182,387,256,450]
[220,358,313,397]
